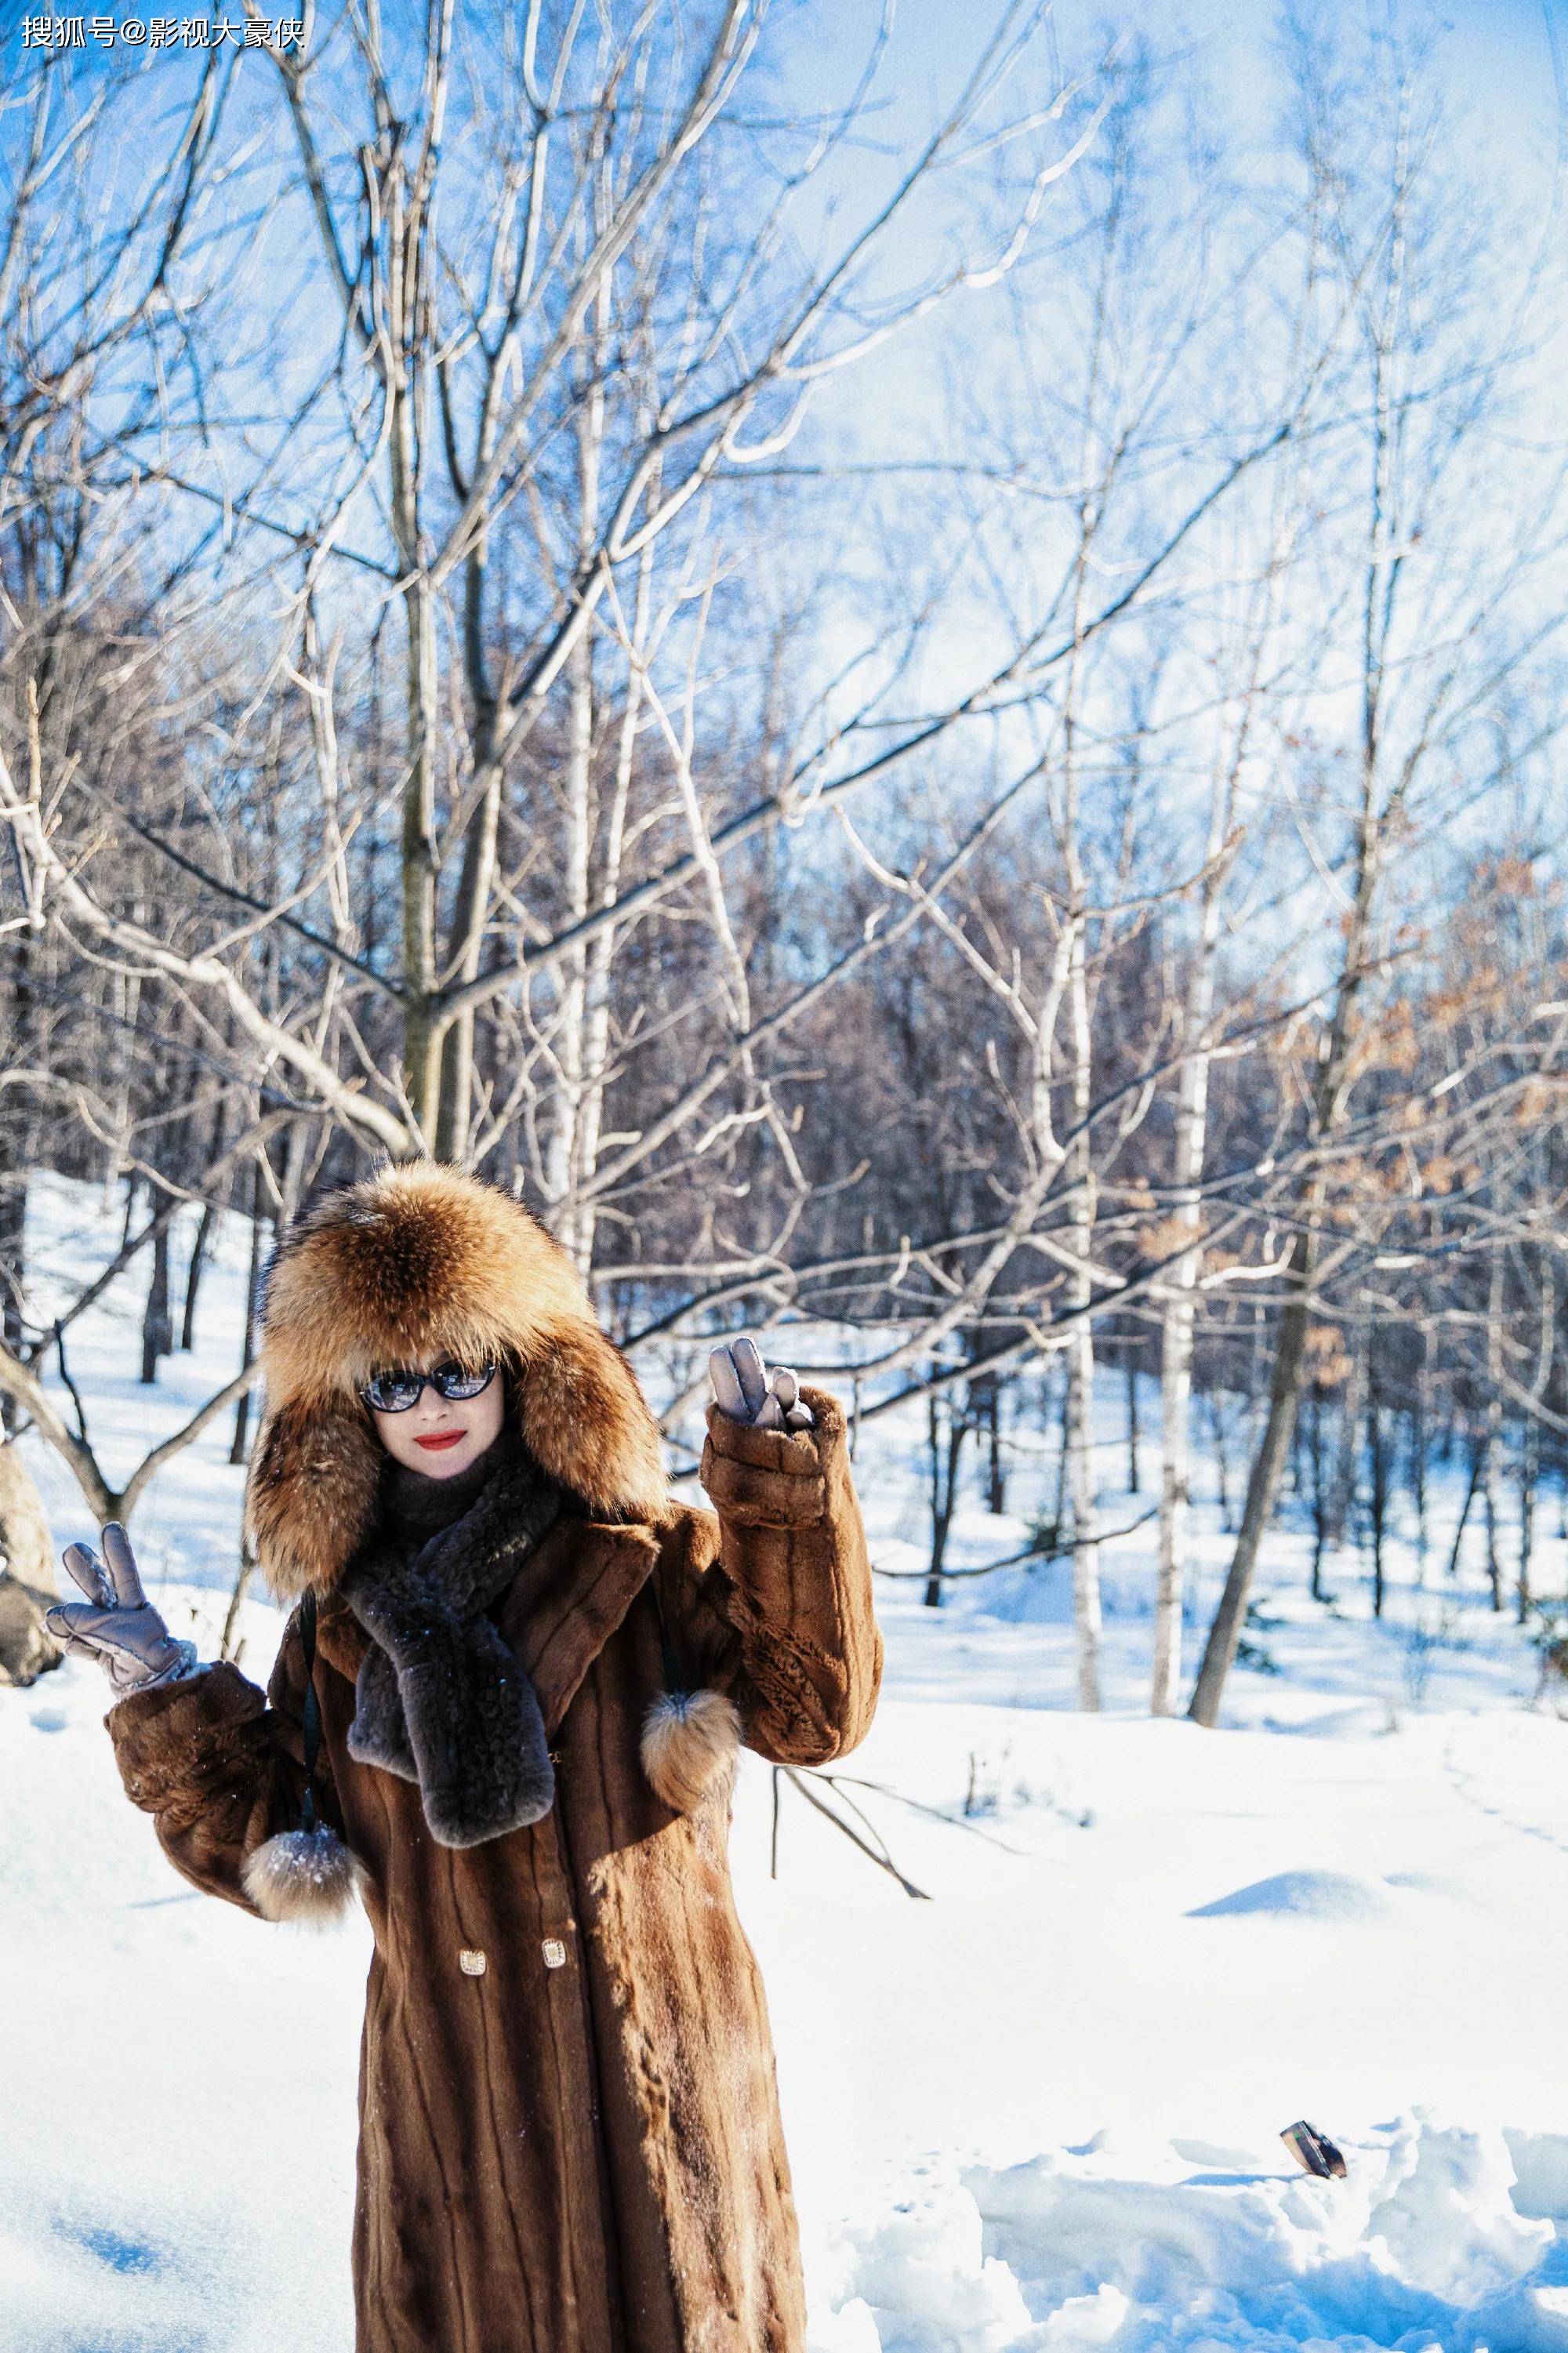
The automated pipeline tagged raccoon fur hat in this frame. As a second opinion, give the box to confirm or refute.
[244,1162,670,1602]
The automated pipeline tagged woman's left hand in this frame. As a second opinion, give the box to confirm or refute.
[709,1338,814,1432]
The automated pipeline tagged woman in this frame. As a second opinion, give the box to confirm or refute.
[49,1163,882,2353]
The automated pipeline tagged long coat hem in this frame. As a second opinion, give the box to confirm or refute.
[107,1387,881,2353]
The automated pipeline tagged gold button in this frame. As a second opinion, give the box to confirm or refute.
[459,1948,487,1977]
[542,1938,568,1970]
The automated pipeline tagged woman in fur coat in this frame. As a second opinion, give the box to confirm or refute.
[49,1163,883,2353]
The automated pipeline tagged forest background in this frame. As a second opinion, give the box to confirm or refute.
[2,0,1567,1736]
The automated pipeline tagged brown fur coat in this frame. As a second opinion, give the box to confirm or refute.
[105,1167,883,2353]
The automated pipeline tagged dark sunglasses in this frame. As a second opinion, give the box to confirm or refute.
[361,1360,498,1414]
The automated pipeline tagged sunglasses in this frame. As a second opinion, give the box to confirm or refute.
[361,1360,498,1414]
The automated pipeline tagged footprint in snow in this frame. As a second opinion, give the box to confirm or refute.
[1383,1869,1476,1904]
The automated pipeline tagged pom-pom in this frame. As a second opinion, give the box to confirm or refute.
[241,1825,364,1925]
[641,1687,741,1814]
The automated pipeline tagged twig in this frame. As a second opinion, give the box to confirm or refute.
[822,1770,1035,1857]
[778,1766,931,1899]
[872,1502,1159,1581]
[53,1324,90,1447]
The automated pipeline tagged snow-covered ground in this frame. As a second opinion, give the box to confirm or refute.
[5,1175,1568,2353]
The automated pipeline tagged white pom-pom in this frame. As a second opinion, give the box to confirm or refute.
[242,1825,364,1925]
[641,1687,741,1814]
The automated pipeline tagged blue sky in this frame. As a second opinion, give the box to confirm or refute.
[757,0,1568,504]
[775,0,1566,205]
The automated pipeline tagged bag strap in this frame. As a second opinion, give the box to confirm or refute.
[647,1574,688,1697]
[298,1589,322,1836]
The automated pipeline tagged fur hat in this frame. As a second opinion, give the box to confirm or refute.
[245,1163,669,1600]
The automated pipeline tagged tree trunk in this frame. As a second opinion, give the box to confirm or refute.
[1189,1239,1316,1727]
[1207,1390,1232,1531]
[0,1439,61,1687]
[1156,1030,1218,1702]
[180,1094,230,1349]
[1066,1312,1101,1708]
[1482,1242,1504,1612]
[1445,1440,1483,1581]
[1308,1384,1329,1601]
[1409,1346,1428,1578]
[1188,162,1408,1726]
[230,1179,266,1466]
[1064,910,1101,1713]
[546,619,598,1268]
[925,1386,967,1608]
[0,923,32,1439]
[180,1200,217,1351]
[1190,819,1383,1723]
[385,200,441,1148]
[231,1129,308,1462]
[1152,1289,1196,1715]
[0,1160,23,1442]
[1482,1444,1502,1611]
[1051,1358,1070,1537]
[982,1374,1006,1515]
[140,1219,173,1385]
[1518,1414,1537,1625]
[1327,1336,1365,1552]
[1366,1371,1388,1618]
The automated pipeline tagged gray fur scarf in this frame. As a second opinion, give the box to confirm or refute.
[341,1439,562,1848]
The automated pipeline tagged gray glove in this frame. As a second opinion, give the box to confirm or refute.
[709,1337,814,1432]
[45,1523,198,1699]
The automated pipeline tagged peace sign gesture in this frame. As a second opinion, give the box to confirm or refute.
[709,1337,814,1432]
[45,1523,197,1698]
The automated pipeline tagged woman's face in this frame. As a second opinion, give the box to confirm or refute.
[369,1358,506,1480]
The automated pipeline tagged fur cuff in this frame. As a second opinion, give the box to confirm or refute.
[242,1825,364,1925]
[641,1688,741,1814]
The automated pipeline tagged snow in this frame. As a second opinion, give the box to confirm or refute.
[1186,1870,1396,1920]
[6,1174,1568,2351]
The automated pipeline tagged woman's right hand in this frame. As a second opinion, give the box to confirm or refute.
[45,1523,198,1698]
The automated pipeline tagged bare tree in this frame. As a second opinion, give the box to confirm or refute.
[1189,31,1568,1722]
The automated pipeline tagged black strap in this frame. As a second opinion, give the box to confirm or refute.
[298,1589,322,1836]
[648,1578,686,1697]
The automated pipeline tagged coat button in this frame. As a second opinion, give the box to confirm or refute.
[542,1938,568,1969]
[459,1949,487,1976]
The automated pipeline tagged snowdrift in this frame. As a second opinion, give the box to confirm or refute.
[818,2117,1568,2352]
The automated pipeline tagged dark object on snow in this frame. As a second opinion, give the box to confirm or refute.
[1282,2119,1348,2179]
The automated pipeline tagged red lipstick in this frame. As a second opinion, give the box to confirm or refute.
[415,1430,464,1453]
